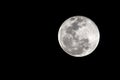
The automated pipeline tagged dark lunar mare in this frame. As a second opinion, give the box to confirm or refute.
[63,17,90,55]
[62,36,73,48]
[65,22,80,42]
[71,22,80,30]
[71,17,87,29]
[68,38,90,55]
[70,17,76,21]
[66,17,85,34]
[77,17,84,23]
[65,25,90,55]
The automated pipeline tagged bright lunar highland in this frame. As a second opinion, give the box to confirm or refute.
[58,16,100,57]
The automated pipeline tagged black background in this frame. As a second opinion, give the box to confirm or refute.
[38,2,119,65]
[2,0,120,78]
[30,1,119,74]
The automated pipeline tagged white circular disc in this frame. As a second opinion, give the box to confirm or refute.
[58,16,100,57]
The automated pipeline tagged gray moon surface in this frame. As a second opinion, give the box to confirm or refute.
[58,16,100,57]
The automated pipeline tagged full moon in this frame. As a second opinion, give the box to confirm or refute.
[58,16,100,57]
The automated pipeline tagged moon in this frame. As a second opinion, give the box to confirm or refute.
[58,16,100,57]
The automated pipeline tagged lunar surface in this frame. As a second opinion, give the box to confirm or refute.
[58,16,100,57]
